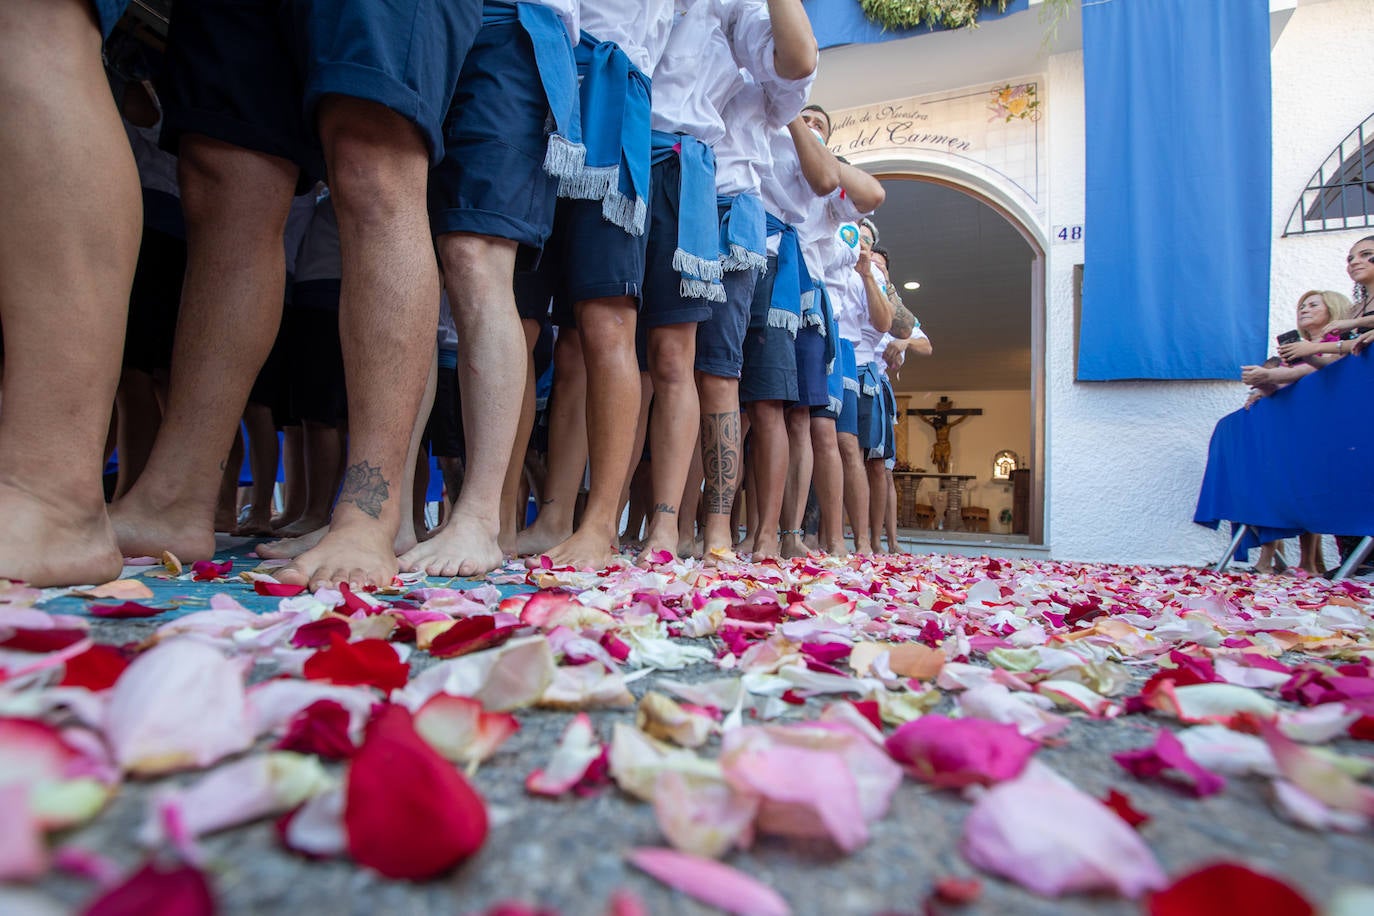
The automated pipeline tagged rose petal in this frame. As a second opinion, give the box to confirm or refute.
[289,618,351,650]
[651,769,757,859]
[59,646,130,691]
[1113,729,1227,797]
[88,602,164,620]
[302,635,408,693]
[413,694,519,767]
[627,847,790,916]
[884,715,1036,788]
[275,700,357,759]
[345,705,487,879]
[74,580,154,601]
[961,765,1166,898]
[526,713,603,796]
[0,786,46,881]
[277,786,346,859]
[106,640,253,775]
[1258,718,1374,816]
[1146,862,1313,916]
[429,616,522,660]
[1101,789,1151,828]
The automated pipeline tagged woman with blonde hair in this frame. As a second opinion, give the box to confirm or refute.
[1276,288,1359,367]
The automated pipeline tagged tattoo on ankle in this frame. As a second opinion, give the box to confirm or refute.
[701,411,741,515]
[653,503,678,516]
[338,461,390,519]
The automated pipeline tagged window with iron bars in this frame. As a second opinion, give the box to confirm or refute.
[1285,112,1374,237]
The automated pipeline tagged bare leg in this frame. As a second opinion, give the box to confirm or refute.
[272,425,306,529]
[838,432,872,554]
[0,0,139,585]
[114,369,162,499]
[781,405,812,559]
[281,99,435,588]
[399,234,521,578]
[744,399,787,559]
[811,417,846,556]
[110,135,297,561]
[620,372,655,519]
[1298,533,1325,576]
[678,439,703,555]
[538,298,640,568]
[237,403,279,535]
[215,429,245,533]
[499,318,541,554]
[866,459,887,553]
[515,329,587,556]
[641,323,700,559]
[884,469,899,553]
[699,374,744,557]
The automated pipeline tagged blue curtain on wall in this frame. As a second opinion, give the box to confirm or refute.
[1077,0,1271,381]
[802,0,1029,50]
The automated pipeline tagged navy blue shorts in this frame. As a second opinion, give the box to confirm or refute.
[430,8,558,263]
[159,0,316,172]
[293,0,481,166]
[286,280,348,426]
[515,196,647,325]
[837,386,859,436]
[91,0,129,38]
[857,389,881,453]
[697,267,754,378]
[793,326,828,409]
[642,155,714,330]
[741,325,799,404]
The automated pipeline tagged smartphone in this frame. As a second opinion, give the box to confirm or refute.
[1276,330,1301,346]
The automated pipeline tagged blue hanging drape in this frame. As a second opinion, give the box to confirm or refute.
[801,0,1029,50]
[1078,0,1271,380]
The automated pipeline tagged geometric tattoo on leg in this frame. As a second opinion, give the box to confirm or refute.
[337,461,390,519]
[701,410,741,515]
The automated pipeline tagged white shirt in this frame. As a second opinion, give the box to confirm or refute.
[580,0,675,76]
[650,0,782,145]
[760,127,813,228]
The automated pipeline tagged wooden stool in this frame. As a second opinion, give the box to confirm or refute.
[960,506,990,532]
[914,504,938,530]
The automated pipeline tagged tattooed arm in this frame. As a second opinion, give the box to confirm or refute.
[887,289,917,340]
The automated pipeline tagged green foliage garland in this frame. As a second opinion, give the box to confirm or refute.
[859,0,1075,33]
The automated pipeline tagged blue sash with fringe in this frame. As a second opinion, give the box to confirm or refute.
[652,130,722,302]
[548,32,652,236]
[762,212,811,338]
[718,194,766,273]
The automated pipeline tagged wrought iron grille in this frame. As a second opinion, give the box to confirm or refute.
[1285,111,1374,236]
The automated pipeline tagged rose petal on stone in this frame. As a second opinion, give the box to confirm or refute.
[1146,862,1314,916]
[289,618,351,649]
[277,786,347,859]
[74,580,154,601]
[275,700,357,759]
[1101,789,1151,828]
[627,847,790,916]
[1258,718,1374,816]
[105,640,253,775]
[81,860,215,916]
[885,715,1036,788]
[413,694,519,767]
[637,692,715,749]
[254,580,307,598]
[396,635,557,713]
[59,646,130,691]
[651,769,757,859]
[302,635,409,693]
[0,785,46,881]
[540,662,635,709]
[345,705,487,879]
[1146,682,1277,725]
[961,765,1166,898]
[1113,729,1227,797]
[526,713,603,796]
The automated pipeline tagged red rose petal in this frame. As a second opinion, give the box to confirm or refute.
[933,875,982,904]
[302,635,408,693]
[1147,863,1313,916]
[82,860,216,916]
[885,715,1036,788]
[275,699,357,759]
[89,602,165,619]
[191,559,233,582]
[429,616,521,659]
[59,645,131,691]
[1102,789,1151,828]
[0,627,88,653]
[1113,729,1226,798]
[345,705,487,880]
[290,618,351,649]
[254,581,307,598]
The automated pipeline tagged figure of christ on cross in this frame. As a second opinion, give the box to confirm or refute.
[910,397,982,474]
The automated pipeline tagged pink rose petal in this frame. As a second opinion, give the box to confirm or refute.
[884,715,1036,788]
[627,846,790,916]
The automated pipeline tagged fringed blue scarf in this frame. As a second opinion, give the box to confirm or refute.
[840,338,860,395]
[718,194,767,273]
[825,313,844,416]
[761,212,811,338]
[548,32,652,236]
[652,130,722,302]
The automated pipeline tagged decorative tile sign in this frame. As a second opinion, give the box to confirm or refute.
[827,77,1046,221]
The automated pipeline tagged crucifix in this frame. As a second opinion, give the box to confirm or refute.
[909,396,982,474]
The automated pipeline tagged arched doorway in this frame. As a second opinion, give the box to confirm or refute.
[864,171,1046,545]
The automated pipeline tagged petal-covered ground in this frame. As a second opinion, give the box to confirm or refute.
[1,544,1372,915]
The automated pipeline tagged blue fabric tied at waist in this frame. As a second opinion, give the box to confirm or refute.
[483,2,581,183]
[840,338,860,394]
[810,278,837,372]
[761,211,812,338]
[825,316,844,414]
[652,130,723,302]
[550,32,652,236]
[719,193,767,273]
[857,359,883,398]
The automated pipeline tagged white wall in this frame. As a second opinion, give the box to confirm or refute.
[902,389,1031,529]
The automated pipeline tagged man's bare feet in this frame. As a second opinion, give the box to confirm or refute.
[398,510,503,579]
[679,536,705,560]
[109,496,217,564]
[272,514,329,541]
[213,508,238,534]
[638,516,680,566]
[822,538,850,560]
[0,481,123,587]
[781,532,808,559]
[514,516,573,559]
[751,532,780,561]
[540,524,621,572]
[235,508,275,538]
[255,524,328,560]
[277,519,399,590]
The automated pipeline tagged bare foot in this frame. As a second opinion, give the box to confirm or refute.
[781,532,808,560]
[679,536,705,560]
[213,509,237,534]
[514,517,572,559]
[235,510,275,538]
[638,517,680,566]
[751,532,780,561]
[255,524,328,560]
[398,511,503,579]
[277,519,398,590]
[0,481,123,587]
[109,496,217,563]
[541,524,621,572]
[822,538,850,560]
[269,512,300,531]
[272,514,329,541]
